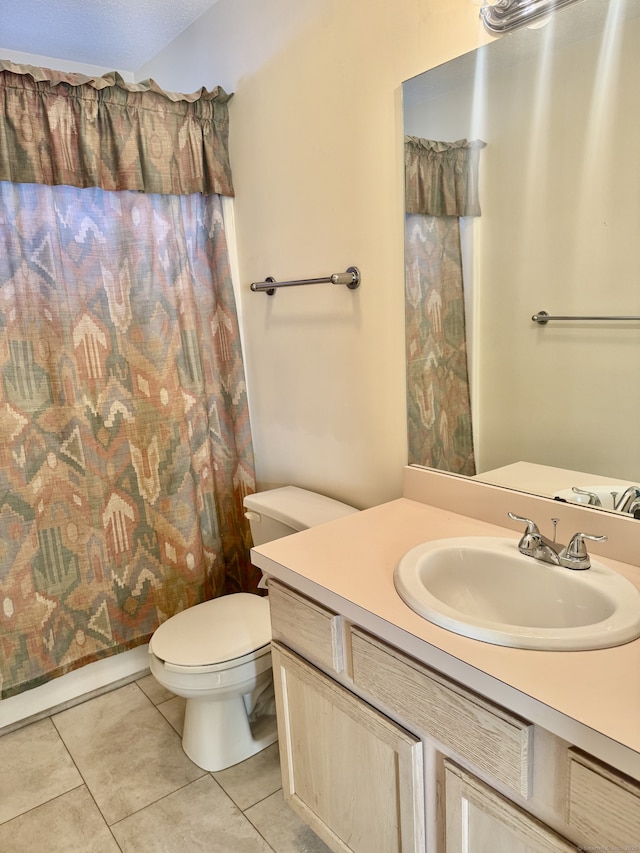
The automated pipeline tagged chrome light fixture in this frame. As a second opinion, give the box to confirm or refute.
[480,0,586,33]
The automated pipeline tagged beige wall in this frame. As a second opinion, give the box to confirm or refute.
[138,0,490,509]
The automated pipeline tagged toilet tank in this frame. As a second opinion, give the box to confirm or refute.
[243,486,358,546]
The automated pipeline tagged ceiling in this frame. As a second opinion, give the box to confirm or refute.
[0,0,221,74]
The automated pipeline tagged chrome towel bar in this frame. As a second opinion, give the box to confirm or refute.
[250,266,360,294]
[532,310,640,325]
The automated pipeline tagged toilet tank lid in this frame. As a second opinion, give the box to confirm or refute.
[243,486,358,531]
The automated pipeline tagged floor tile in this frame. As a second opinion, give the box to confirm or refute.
[0,786,120,852]
[52,682,205,824]
[213,742,282,811]
[112,774,273,852]
[136,672,174,706]
[0,717,83,824]
[157,695,185,736]
[245,789,333,853]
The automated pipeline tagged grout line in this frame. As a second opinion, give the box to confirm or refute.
[239,785,284,814]
[132,674,174,708]
[0,782,84,828]
[108,775,209,830]
[241,801,279,853]
[49,713,120,846]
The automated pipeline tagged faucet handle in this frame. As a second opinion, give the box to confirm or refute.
[507,512,540,534]
[507,512,541,555]
[571,487,602,507]
[559,532,607,570]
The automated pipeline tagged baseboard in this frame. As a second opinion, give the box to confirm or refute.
[0,644,151,734]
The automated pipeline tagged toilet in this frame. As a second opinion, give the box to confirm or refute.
[148,486,358,771]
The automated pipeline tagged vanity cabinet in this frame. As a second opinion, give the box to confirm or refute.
[268,579,640,853]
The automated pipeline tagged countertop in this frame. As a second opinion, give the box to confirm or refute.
[251,496,640,781]
[475,461,636,502]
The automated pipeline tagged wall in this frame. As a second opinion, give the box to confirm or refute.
[138,0,491,509]
[0,47,134,80]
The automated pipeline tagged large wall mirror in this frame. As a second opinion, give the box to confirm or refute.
[404,0,640,515]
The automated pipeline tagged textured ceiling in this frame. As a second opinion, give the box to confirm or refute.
[0,0,221,73]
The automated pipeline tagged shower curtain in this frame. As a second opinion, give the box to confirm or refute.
[0,64,256,698]
[404,137,484,475]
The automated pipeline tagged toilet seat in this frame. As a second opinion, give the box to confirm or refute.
[149,593,271,671]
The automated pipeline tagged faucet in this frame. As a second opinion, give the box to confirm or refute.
[507,512,607,570]
[612,486,640,515]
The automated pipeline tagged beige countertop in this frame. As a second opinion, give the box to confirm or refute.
[251,495,640,781]
[476,461,636,503]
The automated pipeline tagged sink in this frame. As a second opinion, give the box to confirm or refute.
[394,537,640,650]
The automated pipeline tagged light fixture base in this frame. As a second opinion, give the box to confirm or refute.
[480,0,585,34]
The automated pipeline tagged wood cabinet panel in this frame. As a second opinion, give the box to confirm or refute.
[351,628,532,798]
[567,750,640,850]
[272,642,425,853]
[268,580,344,672]
[445,762,577,852]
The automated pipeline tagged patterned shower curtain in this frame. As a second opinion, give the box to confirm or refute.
[404,137,484,475]
[0,65,256,698]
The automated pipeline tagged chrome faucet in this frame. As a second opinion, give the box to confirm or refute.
[612,486,640,515]
[507,512,607,570]
[567,485,640,516]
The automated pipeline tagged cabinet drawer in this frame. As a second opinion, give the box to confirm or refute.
[351,628,532,798]
[567,750,640,849]
[268,580,344,673]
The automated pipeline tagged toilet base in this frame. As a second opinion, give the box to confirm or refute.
[181,692,278,772]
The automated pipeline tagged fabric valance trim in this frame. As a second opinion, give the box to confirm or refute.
[0,61,234,196]
[405,136,486,217]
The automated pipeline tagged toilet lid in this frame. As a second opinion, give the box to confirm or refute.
[150,593,271,668]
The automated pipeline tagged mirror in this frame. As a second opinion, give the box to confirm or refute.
[403,0,640,513]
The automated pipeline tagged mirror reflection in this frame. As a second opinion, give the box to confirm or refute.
[404,0,640,514]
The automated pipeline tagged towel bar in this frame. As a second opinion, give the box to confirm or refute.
[250,267,360,294]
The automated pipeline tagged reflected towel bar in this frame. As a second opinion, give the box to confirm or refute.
[532,310,640,325]
[250,266,360,294]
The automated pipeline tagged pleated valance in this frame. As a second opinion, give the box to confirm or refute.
[405,136,485,217]
[0,61,234,196]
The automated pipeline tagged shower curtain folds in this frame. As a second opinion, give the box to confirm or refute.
[0,65,256,699]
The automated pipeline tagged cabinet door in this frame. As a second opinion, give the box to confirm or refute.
[272,642,425,853]
[445,762,577,853]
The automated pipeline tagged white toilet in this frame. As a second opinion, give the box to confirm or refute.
[148,486,358,771]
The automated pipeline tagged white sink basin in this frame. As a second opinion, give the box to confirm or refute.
[394,537,640,650]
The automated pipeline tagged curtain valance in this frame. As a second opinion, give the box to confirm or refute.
[405,137,485,217]
[0,61,234,196]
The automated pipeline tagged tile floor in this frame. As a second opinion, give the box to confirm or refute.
[0,674,332,852]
